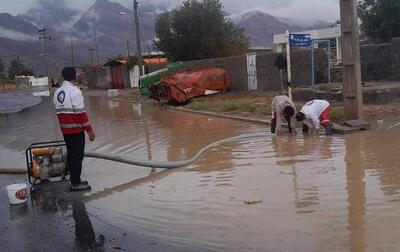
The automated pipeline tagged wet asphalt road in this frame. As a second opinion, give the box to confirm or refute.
[0,175,209,252]
[3,89,400,251]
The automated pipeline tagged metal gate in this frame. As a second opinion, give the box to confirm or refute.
[111,65,124,89]
[246,53,258,90]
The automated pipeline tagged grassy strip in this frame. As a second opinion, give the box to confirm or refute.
[184,99,344,123]
[330,107,345,122]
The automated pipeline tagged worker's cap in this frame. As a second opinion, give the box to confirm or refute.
[283,106,295,116]
[295,112,305,122]
[62,67,76,81]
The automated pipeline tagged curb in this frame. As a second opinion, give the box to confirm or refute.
[103,96,364,134]
[106,96,271,125]
[168,107,271,125]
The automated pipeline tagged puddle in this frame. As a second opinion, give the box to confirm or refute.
[1,94,400,251]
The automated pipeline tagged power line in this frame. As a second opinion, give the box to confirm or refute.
[0,52,42,58]
[71,40,75,67]
[88,48,96,64]
[93,27,100,63]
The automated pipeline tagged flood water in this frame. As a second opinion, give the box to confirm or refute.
[1,92,400,251]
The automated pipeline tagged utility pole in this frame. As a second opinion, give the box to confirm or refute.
[93,26,99,63]
[134,0,143,76]
[88,48,96,64]
[38,28,51,79]
[340,0,364,120]
[127,40,130,57]
[71,40,74,67]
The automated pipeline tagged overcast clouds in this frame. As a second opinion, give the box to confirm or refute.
[0,0,340,23]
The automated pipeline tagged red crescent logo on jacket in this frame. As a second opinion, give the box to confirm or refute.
[57,91,65,103]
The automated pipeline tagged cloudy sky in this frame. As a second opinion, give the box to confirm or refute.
[0,0,340,23]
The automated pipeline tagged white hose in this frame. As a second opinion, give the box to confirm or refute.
[84,133,267,169]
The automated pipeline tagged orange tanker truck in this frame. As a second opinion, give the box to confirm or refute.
[147,67,230,104]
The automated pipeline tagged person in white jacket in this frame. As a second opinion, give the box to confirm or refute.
[54,67,95,191]
[270,95,297,135]
[295,99,333,135]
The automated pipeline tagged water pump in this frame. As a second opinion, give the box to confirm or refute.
[26,141,67,185]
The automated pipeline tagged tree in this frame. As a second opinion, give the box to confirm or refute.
[154,0,249,61]
[7,57,34,79]
[358,0,400,43]
[0,57,5,79]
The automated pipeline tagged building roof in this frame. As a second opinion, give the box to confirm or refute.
[142,51,165,56]
[143,58,168,64]
[103,59,128,66]
[84,64,104,68]
[249,47,272,50]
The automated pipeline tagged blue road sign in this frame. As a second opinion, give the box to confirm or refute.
[289,33,311,47]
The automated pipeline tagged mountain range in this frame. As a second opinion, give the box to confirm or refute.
[0,0,331,76]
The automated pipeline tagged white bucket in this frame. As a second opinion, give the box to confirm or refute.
[6,183,28,205]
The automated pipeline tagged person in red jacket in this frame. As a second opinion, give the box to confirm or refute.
[53,67,95,191]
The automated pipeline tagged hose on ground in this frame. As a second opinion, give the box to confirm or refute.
[0,168,27,174]
[0,133,267,174]
[84,132,267,169]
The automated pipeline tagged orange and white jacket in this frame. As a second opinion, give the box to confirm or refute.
[53,81,93,135]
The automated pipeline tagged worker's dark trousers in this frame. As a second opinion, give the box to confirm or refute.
[64,132,85,186]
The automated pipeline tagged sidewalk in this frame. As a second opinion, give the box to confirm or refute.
[0,88,43,114]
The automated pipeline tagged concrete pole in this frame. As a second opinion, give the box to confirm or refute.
[134,0,143,76]
[340,0,364,120]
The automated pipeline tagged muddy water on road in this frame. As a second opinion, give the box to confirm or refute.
[1,96,400,251]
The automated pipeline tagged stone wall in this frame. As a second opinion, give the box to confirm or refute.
[257,49,327,90]
[182,50,328,91]
[361,38,400,81]
[183,55,248,91]
[148,64,167,73]
[83,66,111,89]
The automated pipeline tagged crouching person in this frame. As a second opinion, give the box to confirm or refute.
[271,95,297,135]
[295,99,333,136]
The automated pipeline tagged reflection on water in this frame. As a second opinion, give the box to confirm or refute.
[2,94,400,251]
[31,183,105,251]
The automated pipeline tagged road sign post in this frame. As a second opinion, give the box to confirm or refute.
[289,33,312,47]
[286,31,292,100]
[286,32,311,100]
